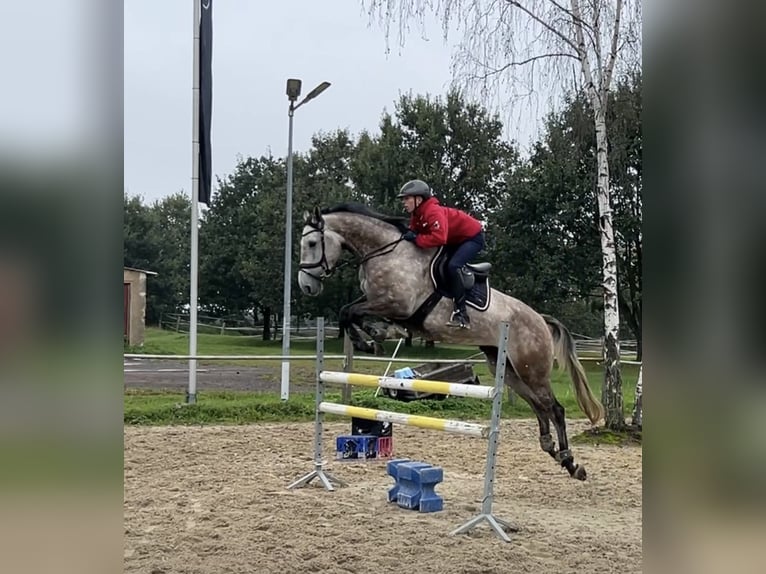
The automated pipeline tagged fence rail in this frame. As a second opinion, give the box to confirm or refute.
[158,313,341,338]
[158,314,636,345]
[124,352,641,366]
[148,314,640,364]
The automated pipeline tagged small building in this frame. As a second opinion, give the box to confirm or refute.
[124,267,157,346]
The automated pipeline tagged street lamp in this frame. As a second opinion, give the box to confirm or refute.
[281,78,331,400]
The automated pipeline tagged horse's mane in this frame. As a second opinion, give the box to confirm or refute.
[322,202,409,233]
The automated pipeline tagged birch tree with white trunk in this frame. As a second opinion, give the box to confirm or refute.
[632,364,642,428]
[363,0,641,430]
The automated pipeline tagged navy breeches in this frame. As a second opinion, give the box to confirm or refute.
[446,232,485,301]
[447,231,485,273]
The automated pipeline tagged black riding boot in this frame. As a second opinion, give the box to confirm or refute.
[446,271,470,328]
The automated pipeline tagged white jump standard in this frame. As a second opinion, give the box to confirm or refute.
[286,320,347,491]
[288,317,518,542]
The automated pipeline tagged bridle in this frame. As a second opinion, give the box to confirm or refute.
[298,213,406,282]
[298,218,335,281]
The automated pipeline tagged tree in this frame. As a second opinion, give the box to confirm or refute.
[489,75,642,352]
[124,192,191,324]
[487,125,603,335]
[632,364,642,428]
[608,73,642,360]
[352,114,410,212]
[200,156,290,339]
[352,90,517,219]
[124,194,156,273]
[293,129,366,327]
[363,0,641,430]
[200,132,363,338]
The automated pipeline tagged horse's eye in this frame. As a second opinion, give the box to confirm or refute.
[308,240,317,248]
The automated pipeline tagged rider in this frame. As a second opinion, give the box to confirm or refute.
[397,179,485,329]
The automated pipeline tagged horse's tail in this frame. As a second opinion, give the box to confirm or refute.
[542,314,604,425]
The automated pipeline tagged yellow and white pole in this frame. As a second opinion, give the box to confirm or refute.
[319,371,495,400]
[318,402,489,438]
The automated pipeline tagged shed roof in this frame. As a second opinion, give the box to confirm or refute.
[124,266,158,276]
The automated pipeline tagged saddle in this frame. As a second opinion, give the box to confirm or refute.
[404,246,492,329]
[430,246,492,310]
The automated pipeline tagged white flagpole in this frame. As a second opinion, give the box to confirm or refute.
[188,0,201,404]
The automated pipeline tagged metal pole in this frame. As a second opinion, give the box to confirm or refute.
[451,322,518,542]
[314,318,326,467]
[287,317,346,490]
[187,0,201,405]
[280,103,295,400]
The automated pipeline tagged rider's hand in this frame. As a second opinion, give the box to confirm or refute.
[402,230,417,242]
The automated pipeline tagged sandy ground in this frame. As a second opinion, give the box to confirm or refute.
[124,419,641,573]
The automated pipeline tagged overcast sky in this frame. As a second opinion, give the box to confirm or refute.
[125,1,473,203]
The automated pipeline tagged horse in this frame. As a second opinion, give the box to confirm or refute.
[297,203,604,480]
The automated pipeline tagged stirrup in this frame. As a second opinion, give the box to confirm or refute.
[446,310,470,329]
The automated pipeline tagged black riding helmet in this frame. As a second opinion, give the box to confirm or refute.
[396,179,432,199]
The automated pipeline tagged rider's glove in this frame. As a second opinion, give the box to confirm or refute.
[402,230,417,242]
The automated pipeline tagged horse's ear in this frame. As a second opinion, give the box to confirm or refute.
[302,210,310,223]
[312,206,321,221]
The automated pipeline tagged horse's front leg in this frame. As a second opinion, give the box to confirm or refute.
[339,297,376,354]
[341,299,390,356]
[358,319,388,356]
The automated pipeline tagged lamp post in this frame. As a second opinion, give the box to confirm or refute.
[281,79,331,400]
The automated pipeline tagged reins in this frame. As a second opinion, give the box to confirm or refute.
[358,238,403,264]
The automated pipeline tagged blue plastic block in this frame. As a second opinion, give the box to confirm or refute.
[414,466,444,513]
[395,461,432,509]
[396,462,444,512]
[386,458,411,476]
[396,461,441,510]
[396,461,435,481]
[335,435,378,460]
[413,465,443,485]
[417,495,444,513]
[386,458,412,502]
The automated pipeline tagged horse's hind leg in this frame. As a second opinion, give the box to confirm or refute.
[550,398,587,480]
[530,386,587,480]
[480,345,587,480]
[525,384,587,480]
[515,377,559,461]
[480,345,558,460]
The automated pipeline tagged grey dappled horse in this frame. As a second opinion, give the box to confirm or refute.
[297,204,604,480]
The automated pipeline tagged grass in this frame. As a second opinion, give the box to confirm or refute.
[124,388,545,426]
[125,327,641,429]
[571,425,643,447]
[124,389,319,425]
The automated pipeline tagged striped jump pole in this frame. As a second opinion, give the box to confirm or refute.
[320,371,496,400]
[318,402,489,438]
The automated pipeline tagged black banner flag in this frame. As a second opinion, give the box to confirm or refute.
[199,0,213,204]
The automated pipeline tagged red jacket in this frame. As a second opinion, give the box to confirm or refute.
[409,197,483,249]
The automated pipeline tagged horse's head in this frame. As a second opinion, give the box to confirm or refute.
[298,207,343,296]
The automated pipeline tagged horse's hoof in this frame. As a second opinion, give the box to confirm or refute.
[572,465,587,481]
[354,343,376,355]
